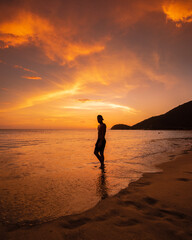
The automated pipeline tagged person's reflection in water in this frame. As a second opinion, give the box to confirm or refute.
[96,164,108,200]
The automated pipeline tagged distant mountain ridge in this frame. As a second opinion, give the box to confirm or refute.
[111,124,131,130]
[111,101,192,130]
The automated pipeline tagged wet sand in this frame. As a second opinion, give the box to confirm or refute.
[1,150,192,240]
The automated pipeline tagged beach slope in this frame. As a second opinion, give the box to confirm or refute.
[1,151,192,240]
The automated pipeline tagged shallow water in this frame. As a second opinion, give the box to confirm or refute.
[0,129,191,224]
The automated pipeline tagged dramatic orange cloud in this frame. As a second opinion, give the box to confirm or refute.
[163,0,192,25]
[0,0,192,129]
[0,10,107,64]
[22,76,42,80]
[42,38,107,64]
[0,11,52,48]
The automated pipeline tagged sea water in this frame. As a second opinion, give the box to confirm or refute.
[0,129,191,224]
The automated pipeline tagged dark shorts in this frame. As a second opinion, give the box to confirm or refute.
[95,139,106,152]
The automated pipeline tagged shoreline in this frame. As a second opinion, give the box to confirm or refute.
[1,149,192,240]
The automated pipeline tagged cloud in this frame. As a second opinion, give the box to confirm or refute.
[162,0,192,25]
[62,100,136,112]
[16,84,80,110]
[0,60,37,74]
[78,99,91,103]
[0,9,107,64]
[14,65,36,73]
[74,48,173,94]
[0,10,51,48]
[0,82,80,113]
[0,0,165,65]
[0,0,192,128]
[22,76,42,80]
[42,38,107,64]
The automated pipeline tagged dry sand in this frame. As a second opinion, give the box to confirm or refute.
[1,150,192,240]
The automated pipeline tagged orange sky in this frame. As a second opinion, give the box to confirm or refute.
[0,0,192,129]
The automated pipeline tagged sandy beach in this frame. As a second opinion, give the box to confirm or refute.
[1,150,192,240]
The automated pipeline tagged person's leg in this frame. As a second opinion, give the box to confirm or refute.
[100,140,106,166]
[94,148,102,162]
[94,140,106,166]
[99,149,104,166]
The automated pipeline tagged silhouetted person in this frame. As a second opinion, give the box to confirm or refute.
[94,115,106,167]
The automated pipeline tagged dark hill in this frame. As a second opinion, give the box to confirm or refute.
[111,101,192,130]
[111,124,131,130]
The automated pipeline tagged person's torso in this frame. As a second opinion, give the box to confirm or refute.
[98,123,106,139]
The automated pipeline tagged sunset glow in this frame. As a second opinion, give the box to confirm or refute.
[163,1,192,24]
[0,0,191,129]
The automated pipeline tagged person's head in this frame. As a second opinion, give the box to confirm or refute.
[97,115,104,123]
